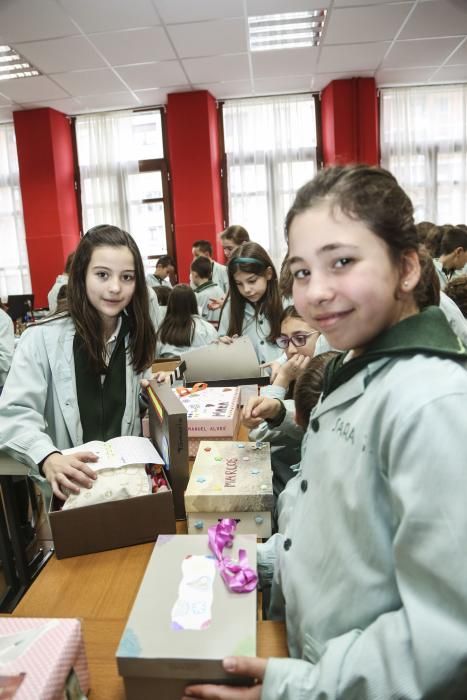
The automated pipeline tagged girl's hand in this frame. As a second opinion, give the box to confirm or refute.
[242,396,281,428]
[259,360,281,382]
[218,335,238,345]
[42,452,98,501]
[274,354,311,388]
[140,371,169,388]
[183,656,266,700]
[207,297,226,311]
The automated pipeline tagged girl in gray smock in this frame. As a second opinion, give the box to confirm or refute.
[183,167,467,700]
[156,284,217,358]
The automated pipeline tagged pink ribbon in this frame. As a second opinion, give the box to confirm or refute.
[208,518,258,593]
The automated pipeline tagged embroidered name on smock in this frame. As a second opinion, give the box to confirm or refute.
[331,417,355,444]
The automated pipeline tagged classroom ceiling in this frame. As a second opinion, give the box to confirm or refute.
[0,0,466,123]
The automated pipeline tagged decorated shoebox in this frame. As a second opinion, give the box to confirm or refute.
[0,617,89,699]
[184,441,273,538]
[147,380,189,519]
[174,386,241,457]
[117,532,257,700]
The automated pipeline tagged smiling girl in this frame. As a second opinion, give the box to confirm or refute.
[183,166,467,700]
[217,242,284,365]
[0,225,156,501]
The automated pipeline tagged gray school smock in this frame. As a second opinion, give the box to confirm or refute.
[217,299,283,365]
[0,308,14,388]
[261,352,467,700]
[194,281,224,323]
[0,315,145,487]
[211,259,229,294]
[433,259,448,290]
[147,285,162,331]
[157,314,217,358]
[439,290,467,346]
[47,273,69,314]
[145,273,172,289]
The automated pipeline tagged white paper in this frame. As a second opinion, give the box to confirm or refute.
[181,336,263,383]
[62,435,163,472]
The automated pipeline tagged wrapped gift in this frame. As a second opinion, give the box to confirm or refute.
[0,618,89,699]
[184,440,273,538]
[117,533,257,700]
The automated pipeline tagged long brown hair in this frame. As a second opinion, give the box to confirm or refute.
[222,242,282,342]
[67,224,156,373]
[157,284,198,347]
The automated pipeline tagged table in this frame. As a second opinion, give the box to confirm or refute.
[14,542,288,699]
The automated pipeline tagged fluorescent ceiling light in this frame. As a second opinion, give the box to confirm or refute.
[0,45,40,81]
[248,10,327,52]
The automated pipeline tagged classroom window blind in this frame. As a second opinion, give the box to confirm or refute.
[223,94,318,267]
[380,85,467,225]
[0,122,31,299]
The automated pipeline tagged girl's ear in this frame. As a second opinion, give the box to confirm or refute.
[398,249,421,294]
[265,266,274,281]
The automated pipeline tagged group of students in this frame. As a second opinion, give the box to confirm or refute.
[1,165,467,699]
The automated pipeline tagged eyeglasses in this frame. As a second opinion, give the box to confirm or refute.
[275,331,319,349]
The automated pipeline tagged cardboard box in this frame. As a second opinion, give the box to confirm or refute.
[184,441,273,538]
[117,534,257,700]
[148,380,189,519]
[49,467,175,559]
[0,617,89,699]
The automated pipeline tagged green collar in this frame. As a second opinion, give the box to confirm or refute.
[323,306,467,397]
[194,280,216,294]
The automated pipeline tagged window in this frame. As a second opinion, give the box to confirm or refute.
[75,109,173,275]
[380,85,467,224]
[222,94,319,266]
[0,122,31,298]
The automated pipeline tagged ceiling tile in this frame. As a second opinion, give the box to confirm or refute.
[0,0,77,42]
[431,64,467,82]
[399,0,467,40]
[59,0,160,33]
[0,93,12,106]
[17,97,83,113]
[376,66,436,85]
[14,37,105,73]
[0,75,70,102]
[167,19,247,58]
[193,80,254,98]
[318,42,389,72]
[447,38,467,65]
[51,68,126,96]
[335,0,410,5]
[247,0,331,13]
[90,27,176,65]
[154,0,244,24]
[0,107,15,123]
[117,61,188,89]
[254,75,314,94]
[383,37,461,68]
[78,92,140,110]
[252,47,318,78]
[134,87,175,105]
[325,4,411,44]
[183,53,250,83]
[311,70,375,90]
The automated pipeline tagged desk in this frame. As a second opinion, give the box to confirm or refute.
[14,543,287,699]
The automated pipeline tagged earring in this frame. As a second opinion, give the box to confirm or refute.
[403,281,409,287]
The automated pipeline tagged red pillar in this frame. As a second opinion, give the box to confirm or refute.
[13,108,80,307]
[166,91,224,282]
[321,78,379,167]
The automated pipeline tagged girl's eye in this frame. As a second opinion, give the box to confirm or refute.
[97,271,108,279]
[292,269,310,280]
[122,274,135,282]
[334,258,352,269]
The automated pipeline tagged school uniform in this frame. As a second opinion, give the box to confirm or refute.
[0,315,146,491]
[194,280,224,323]
[47,273,69,314]
[433,259,449,290]
[145,273,172,289]
[211,260,229,293]
[217,299,283,365]
[260,307,467,700]
[147,285,162,331]
[157,314,217,358]
[0,308,15,388]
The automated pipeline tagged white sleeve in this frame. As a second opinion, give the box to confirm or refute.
[0,310,14,384]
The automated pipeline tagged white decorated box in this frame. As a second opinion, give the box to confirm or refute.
[184,440,273,538]
[117,534,257,700]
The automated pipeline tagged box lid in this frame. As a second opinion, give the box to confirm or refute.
[117,534,257,680]
[184,441,273,513]
[174,386,240,437]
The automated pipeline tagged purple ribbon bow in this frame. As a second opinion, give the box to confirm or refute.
[208,518,258,593]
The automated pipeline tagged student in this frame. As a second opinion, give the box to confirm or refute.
[47,251,75,314]
[433,225,467,289]
[217,242,284,365]
[445,276,467,318]
[219,224,250,261]
[153,285,171,307]
[190,256,224,325]
[156,284,217,358]
[0,225,156,501]
[145,255,175,289]
[184,166,467,700]
[0,306,14,393]
[192,239,229,293]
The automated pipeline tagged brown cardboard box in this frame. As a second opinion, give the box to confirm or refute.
[49,469,175,559]
[147,380,189,519]
[116,534,257,700]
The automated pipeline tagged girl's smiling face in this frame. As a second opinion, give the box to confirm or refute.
[288,203,420,355]
[85,245,136,333]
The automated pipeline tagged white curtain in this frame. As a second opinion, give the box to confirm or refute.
[380,85,467,225]
[75,110,139,232]
[0,122,31,300]
[223,94,317,267]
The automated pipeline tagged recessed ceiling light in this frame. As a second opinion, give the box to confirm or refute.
[248,10,327,52]
[0,45,40,81]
